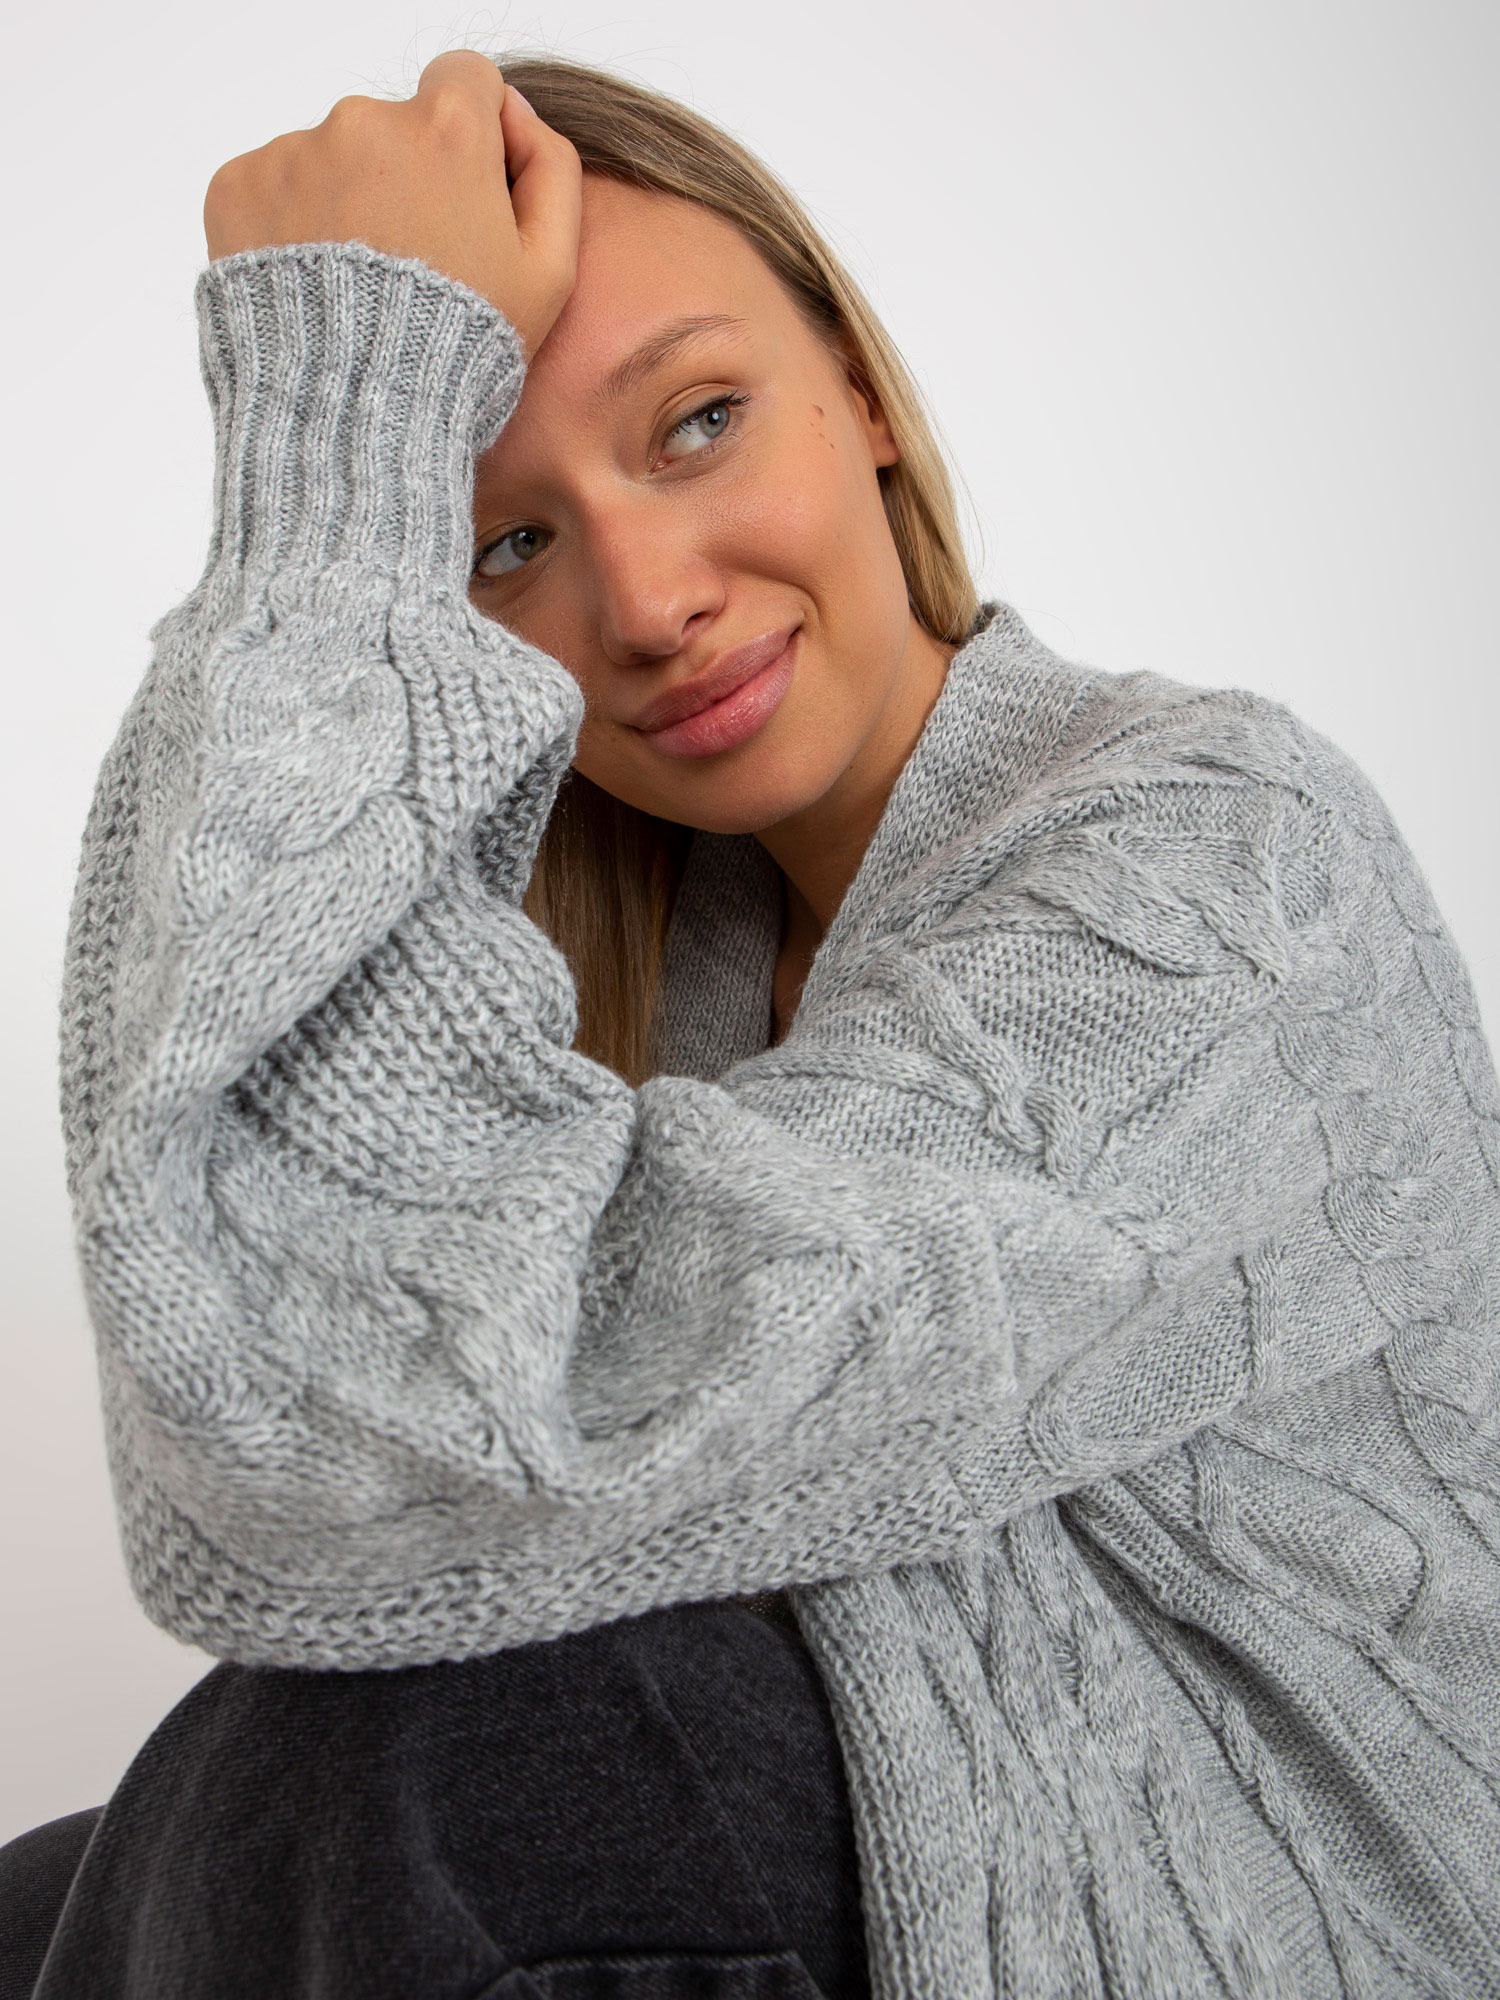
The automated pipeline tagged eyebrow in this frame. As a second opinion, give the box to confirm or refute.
[598,314,752,404]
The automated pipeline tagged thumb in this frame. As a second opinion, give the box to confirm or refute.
[499,85,583,256]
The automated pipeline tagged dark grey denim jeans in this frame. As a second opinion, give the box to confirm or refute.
[0,1599,869,1999]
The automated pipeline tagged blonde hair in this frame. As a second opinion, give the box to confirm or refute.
[494,52,982,1082]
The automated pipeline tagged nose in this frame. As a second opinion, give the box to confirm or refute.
[588,498,725,667]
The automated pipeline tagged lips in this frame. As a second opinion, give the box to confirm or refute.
[630,624,801,735]
[632,628,800,761]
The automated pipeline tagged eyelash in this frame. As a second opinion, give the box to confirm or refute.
[663,390,750,461]
[471,391,751,583]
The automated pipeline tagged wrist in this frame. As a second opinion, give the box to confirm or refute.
[195,239,526,588]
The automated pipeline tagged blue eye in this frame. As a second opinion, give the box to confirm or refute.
[474,525,551,579]
[660,393,749,463]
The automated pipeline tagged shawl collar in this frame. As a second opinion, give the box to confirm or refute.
[650,600,1100,1080]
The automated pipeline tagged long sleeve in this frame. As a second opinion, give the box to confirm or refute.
[61,242,1456,1670]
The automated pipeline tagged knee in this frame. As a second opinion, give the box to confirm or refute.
[0,1809,103,2000]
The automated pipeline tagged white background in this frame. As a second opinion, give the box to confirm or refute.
[1,0,1494,1844]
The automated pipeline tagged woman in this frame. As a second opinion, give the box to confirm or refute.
[5,43,1500,2000]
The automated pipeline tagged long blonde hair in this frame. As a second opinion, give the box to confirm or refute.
[493,52,982,1082]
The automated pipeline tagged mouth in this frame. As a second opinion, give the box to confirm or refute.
[630,625,800,760]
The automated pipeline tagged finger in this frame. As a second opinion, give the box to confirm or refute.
[499,87,582,253]
[414,47,504,112]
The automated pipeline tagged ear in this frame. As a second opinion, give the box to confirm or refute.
[838,340,900,471]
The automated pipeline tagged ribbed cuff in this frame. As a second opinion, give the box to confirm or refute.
[194,240,526,588]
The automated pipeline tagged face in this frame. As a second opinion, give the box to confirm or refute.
[468,174,940,839]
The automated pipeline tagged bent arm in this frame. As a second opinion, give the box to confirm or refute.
[65,243,1011,1665]
[64,243,1407,1669]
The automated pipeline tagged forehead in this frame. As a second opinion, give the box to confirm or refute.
[534,175,801,388]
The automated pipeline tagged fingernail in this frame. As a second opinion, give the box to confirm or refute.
[509,87,533,111]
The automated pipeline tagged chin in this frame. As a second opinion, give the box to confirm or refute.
[646,788,818,840]
[592,709,847,835]
[652,745,847,838]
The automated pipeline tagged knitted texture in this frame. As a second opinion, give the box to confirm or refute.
[60,242,1500,1998]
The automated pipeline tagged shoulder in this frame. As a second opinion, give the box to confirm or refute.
[1016,649,1304,813]
[835,606,1438,1029]
[883,616,1387,989]
[907,606,1382,871]
[1015,661,1414,965]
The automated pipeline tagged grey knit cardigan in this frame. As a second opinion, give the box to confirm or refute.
[61,241,1500,1998]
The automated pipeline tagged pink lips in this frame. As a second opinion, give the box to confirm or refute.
[631,627,800,760]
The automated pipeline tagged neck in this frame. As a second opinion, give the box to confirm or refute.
[755,613,957,944]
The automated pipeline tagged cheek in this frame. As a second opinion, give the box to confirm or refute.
[484,583,603,723]
[707,415,885,579]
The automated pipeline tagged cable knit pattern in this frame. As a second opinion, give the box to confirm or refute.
[59,242,1500,1997]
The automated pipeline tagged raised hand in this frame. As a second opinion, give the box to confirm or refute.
[202,50,583,355]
